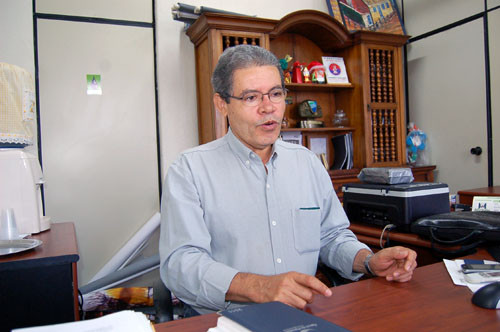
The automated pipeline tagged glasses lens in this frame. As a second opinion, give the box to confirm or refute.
[269,88,286,103]
[241,92,261,106]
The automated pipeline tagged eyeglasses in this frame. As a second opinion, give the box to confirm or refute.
[223,87,288,107]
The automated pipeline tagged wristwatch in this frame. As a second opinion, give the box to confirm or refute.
[364,253,376,276]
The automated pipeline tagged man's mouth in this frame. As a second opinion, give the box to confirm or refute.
[259,120,279,129]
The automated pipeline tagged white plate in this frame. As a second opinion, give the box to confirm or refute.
[0,239,43,256]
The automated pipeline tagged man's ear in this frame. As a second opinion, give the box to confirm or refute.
[213,93,228,117]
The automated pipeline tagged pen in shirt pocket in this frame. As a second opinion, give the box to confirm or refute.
[299,207,320,210]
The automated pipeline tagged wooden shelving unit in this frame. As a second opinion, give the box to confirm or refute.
[185,10,435,196]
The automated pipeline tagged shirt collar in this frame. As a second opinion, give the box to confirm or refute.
[226,128,279,169]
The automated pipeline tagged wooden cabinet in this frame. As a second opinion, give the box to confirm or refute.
[186,10,434,191]
[0,223,79,331]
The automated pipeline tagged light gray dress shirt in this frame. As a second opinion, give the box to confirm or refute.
[159,129,369,314]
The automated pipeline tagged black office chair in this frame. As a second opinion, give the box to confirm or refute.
[153,279,175,323]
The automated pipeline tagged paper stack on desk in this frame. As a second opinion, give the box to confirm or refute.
[12,310,153,332]
[444,259,500,292]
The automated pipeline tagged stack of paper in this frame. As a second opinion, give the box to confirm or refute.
[13,310,153,332]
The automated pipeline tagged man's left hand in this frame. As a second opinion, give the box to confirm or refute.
[369,246,417,282]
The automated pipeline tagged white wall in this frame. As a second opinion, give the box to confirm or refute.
[403,0,500,194]
[0,0,34,74]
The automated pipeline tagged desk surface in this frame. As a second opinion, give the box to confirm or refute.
[155,249,500,332]
[458,186,500,196]
[0,222,81,327]
[0,222,79,270]
[458,186,500,206]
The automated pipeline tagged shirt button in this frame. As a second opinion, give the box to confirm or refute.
[245,160,250,165]
[271,220,277,226]
[266,184,270,189]
[276,258,282,264]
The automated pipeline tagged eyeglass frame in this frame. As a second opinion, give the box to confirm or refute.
[219,86,288,107]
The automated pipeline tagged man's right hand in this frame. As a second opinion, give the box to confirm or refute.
[226,271,332,310]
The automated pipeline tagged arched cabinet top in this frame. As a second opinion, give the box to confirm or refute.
[270,10,351,52]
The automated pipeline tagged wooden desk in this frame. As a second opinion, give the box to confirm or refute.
[458,186,500,206]
[0,222,79,332]
[155,249,500,332]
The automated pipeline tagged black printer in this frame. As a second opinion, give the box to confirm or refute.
[342,182,450,232]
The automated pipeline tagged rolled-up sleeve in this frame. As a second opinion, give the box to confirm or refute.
[159,155,238,311]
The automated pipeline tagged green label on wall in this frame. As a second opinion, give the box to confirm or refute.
[87,74,102,95]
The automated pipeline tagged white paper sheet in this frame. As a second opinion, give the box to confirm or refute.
[443,259,500,293]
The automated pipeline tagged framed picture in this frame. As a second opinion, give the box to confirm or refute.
[326,0,406,35]
[307,135,330,169]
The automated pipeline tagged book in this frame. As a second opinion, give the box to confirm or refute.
[12,310,154,332]
[322,57,349,84]
[207,301,350,332]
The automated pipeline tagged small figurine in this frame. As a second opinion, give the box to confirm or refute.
[302,66,311,83]
[307,61,326,84]
[279,55,293,84]
[279,54,293,71]
[406,123,427,165]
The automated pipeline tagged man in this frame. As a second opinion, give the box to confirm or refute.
[159,45,417,316]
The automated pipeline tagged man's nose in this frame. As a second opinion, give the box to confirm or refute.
[259,94,275,112]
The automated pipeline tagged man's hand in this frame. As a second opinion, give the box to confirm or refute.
[369,246,417,282]
[226,271,332,310]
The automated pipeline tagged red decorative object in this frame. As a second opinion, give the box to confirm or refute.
[291,61,303,83]
[307,61,326,84]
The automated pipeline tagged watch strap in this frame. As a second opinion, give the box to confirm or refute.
[364,253,376,276]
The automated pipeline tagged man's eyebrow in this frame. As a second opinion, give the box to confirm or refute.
[239,85,283,94]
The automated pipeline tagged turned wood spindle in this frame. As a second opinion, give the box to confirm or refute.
[369,49,376,103]
[388,51,394,103]
[376,50,382,103]
[378,109,384,161]
[384,109,390,162]
[389,110,396,161]
[382,51,388,102]
[372,109,379,162]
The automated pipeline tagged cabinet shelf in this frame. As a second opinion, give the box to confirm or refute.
[281,127,355,133]
[285,83,353,91]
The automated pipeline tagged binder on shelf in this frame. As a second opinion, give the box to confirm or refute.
[331,133,353,170]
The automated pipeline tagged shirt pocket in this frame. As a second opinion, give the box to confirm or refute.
[292,208,321,254]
